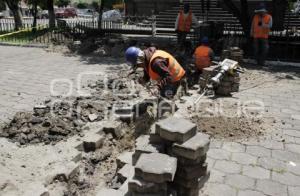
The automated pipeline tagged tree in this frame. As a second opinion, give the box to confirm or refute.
[55,0,70,7]
[26,0,39,32]
[1,0,23,30]
[77,2,88,9]
[47,0,55,28]
[0,1,6,11]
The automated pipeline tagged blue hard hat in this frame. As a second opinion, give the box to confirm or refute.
[125,46,141,65]
[201,36,209,44]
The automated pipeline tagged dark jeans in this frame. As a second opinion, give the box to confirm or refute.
[253,38,269,66]
[160,78,187,99]
[177,31,187,48]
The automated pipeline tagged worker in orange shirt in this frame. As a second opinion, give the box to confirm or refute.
[175,3,199,48]
[125,46,186,99]
[193,37,214,72]
[251,3,273,66]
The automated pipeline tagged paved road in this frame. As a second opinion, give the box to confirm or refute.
[0,46,120,124]
[201,68,300,196]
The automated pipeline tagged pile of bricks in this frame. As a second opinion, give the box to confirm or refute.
[214,72,240,96]
[221,47,244,64]
[110,117,211,196]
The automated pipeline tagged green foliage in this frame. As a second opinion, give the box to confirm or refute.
[0,1,6,11]
[55,0,70,7]
[77,2,88,9]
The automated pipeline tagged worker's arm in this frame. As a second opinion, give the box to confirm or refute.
[175,14,180,31]
[151,58,173,89]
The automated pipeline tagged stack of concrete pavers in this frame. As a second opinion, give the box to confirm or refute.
[155,117,210,196]
[215,72,240,96]
[129,153,177,196]
[106,117,210,196]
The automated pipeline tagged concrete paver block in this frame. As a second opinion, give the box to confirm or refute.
[82,133,105,152]
[176,163,208,180]
[156,117,197,143]
[117,164,135,182]
[172,133,210,160]
[117,151,134,168]
[102,120,124,138]
[177,154,207,166]
[133,135,164,165]
[135,153,177,183]
[128,177,167,193]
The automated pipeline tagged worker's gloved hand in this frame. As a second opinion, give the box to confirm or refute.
[158,79,168,89]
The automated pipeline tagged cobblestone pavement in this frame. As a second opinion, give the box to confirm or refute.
[201,68,300,196]
[0,46,121,124]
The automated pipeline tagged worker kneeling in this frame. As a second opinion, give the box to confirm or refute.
[193,37,214,71]
[125,46,186,99]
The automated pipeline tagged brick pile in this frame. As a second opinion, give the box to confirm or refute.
[105,117,210,196]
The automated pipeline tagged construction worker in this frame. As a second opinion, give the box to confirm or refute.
[193,37,214,71]
[175,3,199,48]
[125,46,186,99]
[251,3,273,66]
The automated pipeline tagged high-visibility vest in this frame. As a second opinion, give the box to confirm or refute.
[148,50,185,82]
[178,10,192,32]
[253,14,272,39]
[194,45,212,70]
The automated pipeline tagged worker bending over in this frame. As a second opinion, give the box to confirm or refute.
[125,46,186,99]
[251,3,272,66]
[194,37,214,71]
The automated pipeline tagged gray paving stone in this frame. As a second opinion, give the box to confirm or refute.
[225,174,255,189]
[102,120,124,138]
[272,171,300,186]
[172,133,210,160]
[257,157,286,172]
[156,117,197,143]
[231,152,257,165]
[285,144,300,154]
[243,165,270,179]
[214,160,242,174]
[204,183,237,196]
[288,186,300,196]
[283,129,300,138]
[222,142,246,153]
[256,179,288,196]
[117,151,134,168]
[259,140,285,150]
[246,146,271,157]
[238,190,266,196]
[117,164,135,182]
[81,133,105,152]
[207,149,231,160]
[208,169,226,183]
[135,153,177,183]
[287,161,300,176]
[128,177,167,193]
[272,150,300,162]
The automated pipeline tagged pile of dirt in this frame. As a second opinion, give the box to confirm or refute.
[189,99,276,140]
[0,73,143,145]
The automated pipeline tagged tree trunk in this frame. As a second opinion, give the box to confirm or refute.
[47,0,55,28]
[98,0,104,30]
[5,0,22,30]
[32,0,38,32]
